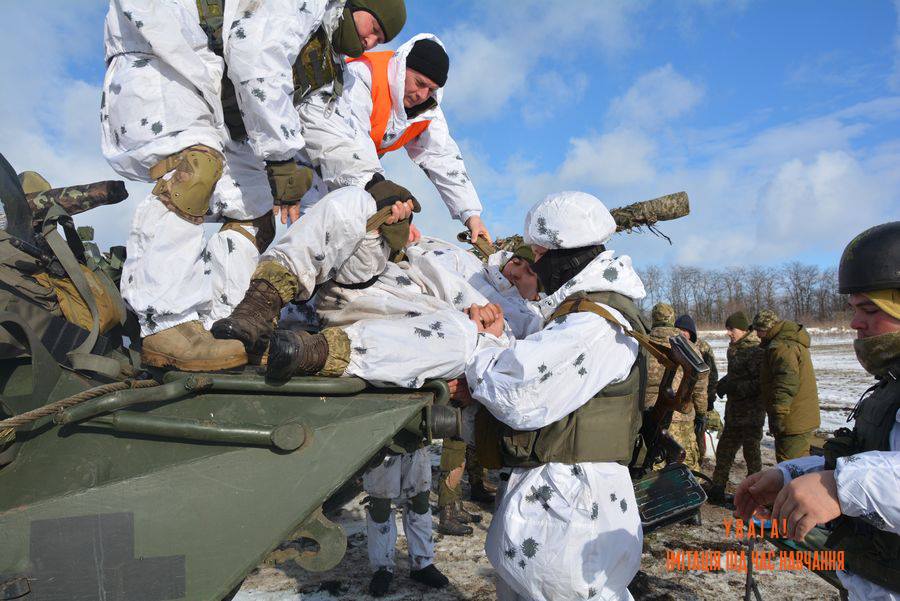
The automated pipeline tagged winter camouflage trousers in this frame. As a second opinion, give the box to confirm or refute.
[711,423,763,486]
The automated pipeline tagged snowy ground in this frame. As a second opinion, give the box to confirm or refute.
[236,331,864,601]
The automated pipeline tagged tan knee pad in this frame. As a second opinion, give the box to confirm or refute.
[150,145,223,224]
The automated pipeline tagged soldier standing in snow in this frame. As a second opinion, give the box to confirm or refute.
[707,310,764,503]
[466,192,646,601]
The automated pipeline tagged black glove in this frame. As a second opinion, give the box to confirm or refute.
[716,376,730,398]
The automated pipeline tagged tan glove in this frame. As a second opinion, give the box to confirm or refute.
[265,160,313,205]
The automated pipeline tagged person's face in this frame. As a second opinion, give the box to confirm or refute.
[678,329,691,341]
[726,327,746,343]
[403,68,439,108]
[848,293,900,338]
[352,11,385,51]
[501,257,540,301]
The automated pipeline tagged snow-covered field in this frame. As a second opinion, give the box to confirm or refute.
[236,331,865,601]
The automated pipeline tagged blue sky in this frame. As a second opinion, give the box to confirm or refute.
[1,1,898,268]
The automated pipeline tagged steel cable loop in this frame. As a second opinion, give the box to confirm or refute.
[0,379,158,431]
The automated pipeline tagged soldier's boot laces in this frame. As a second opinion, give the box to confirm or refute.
[437,504,473,536]
[266,328,329,381]
[211,279,283,361]
[141,320,247,372]
[454,501,482,524]
[410,564,449,589]
[368,568,393,598]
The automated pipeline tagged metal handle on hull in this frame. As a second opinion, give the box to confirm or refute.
[85,411,308,451]
[55,377,210,425]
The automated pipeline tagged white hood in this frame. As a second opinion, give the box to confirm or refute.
[387,33,446,124]
[531,250,646,321]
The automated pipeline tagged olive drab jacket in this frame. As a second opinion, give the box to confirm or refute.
[719,330,765,428]
[759,320,820,435]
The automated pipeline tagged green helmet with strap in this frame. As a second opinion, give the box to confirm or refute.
[332,0,407,58]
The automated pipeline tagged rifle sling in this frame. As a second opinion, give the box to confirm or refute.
[40,206,121,377]
[550,298,673,367]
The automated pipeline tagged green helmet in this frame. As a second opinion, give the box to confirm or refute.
[332,0,407,58]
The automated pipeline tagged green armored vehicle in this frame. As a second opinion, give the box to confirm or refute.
[0,153,458,601]
[0,152,707,600]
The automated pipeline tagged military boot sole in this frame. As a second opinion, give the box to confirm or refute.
[141,347,248,372]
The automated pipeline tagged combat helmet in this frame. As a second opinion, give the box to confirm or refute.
[838,221,900,294]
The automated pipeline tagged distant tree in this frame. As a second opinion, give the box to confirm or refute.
[636,261,844,326]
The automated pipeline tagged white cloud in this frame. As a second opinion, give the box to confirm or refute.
[607,64,705,129]
[439,1,643,122]
[558,129,657,187]
[479,93,900,268]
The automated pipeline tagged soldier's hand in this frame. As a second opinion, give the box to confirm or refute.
[448,377,475,407]
[266,160,313,225]
[274,203,301,225]
[408,223,422,244]
[466,215,492,244]
[733,467,784,521]
[466,303,504,338]
[385,200,415,225]
[770,471,841,542]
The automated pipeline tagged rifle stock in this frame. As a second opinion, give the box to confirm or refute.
[630,335,709,478]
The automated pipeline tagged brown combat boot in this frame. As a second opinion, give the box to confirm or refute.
[469,480,496,505]
[141,320,246,371]
[211,278,284,361]
[437,504,473,536]
[266,329,329,380]
[454,501,483,524]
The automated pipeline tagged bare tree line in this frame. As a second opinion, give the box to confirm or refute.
[636,262,847,327]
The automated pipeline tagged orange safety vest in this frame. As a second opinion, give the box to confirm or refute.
[347,51,431,156]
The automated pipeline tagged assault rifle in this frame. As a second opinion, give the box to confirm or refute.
[629,333,709,479]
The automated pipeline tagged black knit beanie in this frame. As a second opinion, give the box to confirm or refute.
[406,39,449,87]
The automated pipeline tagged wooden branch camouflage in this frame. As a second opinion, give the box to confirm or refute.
[467,191,691,262]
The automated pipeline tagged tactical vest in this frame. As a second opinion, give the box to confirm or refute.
[196,0,343,142]
[475,291,647,469]
[822,366,900,593]
[346,51,431,156]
